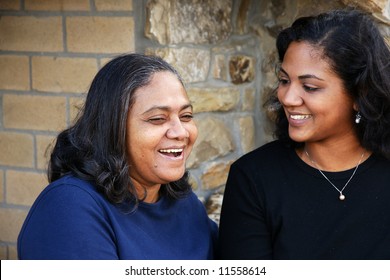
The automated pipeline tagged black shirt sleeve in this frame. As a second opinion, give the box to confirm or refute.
[217,161,273,259]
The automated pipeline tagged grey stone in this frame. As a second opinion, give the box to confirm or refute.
[145,0,233,44]
[187,87,240,113]
[146,47,210,83]
[187,116,234,168]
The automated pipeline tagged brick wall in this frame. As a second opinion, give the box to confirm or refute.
[0,0,135,260]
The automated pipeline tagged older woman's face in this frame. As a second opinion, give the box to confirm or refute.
[126,71,197,189]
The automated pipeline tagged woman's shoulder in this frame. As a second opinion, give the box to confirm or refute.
[179,191,207,208]
[32,174,105,211]
[233,140,291,167]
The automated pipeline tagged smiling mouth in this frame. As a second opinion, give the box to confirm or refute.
[159,148,184,157]
[290,114,312,120]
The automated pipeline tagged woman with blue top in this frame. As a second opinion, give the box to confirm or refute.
[18,53,218,260]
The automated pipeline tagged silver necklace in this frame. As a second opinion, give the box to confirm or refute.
[304,149,365,201]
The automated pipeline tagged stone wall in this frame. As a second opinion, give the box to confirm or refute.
[0,0,389,259]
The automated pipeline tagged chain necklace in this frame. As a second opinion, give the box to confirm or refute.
[304,149,365,201]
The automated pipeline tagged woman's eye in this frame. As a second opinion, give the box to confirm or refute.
[278,78,289,85]
[303,85,319,92]
[148,117,166,124]
[180,114,194,122]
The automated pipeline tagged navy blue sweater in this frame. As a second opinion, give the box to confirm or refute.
[18,175,218,260]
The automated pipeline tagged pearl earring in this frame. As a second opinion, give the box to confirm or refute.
[355,112,361,124]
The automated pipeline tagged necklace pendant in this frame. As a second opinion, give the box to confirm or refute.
[339,194,346,201]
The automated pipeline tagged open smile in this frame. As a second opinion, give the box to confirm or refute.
[290,114,312,120]
[158,148,184,158]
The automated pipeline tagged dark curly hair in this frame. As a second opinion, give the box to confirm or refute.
[267,9,390,159]
[48,53,192,209]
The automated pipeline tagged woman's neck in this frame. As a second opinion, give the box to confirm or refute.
[131,178,161,203]
[298,141,370,171]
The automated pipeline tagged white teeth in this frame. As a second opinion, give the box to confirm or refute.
[290,114,311,120]
[159,149,183,153]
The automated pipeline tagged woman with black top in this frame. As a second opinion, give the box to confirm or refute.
[218,9,390,259]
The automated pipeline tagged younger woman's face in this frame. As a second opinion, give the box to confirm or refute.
[277,41,357,145]
[126,71,198,189]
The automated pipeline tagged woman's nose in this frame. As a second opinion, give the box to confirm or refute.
[166,118,189,139]
[278,84,304,107]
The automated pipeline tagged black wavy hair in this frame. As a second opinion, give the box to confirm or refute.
[48,53,192,208]
[267,9,390,159]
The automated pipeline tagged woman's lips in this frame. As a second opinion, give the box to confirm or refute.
[289,114,312,120]
[288,114,312,126]
[158,148,184,158]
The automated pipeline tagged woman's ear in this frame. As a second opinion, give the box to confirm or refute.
[353,101,359,112]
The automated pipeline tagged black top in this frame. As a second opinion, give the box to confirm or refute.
[218,140,390,259]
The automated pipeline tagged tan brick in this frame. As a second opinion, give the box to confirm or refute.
[100,57,113,67]
[0,16,63,52]
[25,0,90,11]
[0,208,28,242]
[8,245,17,260]
[95,0,133,11]
[69,96,86,124]
[32,56,97,93]
[0,55,29,91]
[0,244,17,260]
[0,0,20,10]
[0,245,6,260]
[0,170,3,203]
[67,17,135,53]
[6,170,47,206]
[0,132,33,168]
[36,135,56,170]
[3,94,67,131]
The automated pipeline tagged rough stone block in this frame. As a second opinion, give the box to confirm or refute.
[66,17,135,53]
[3,94,67,131]
[201,161,233,190]
[213,54,228,81]
[229,55,255,84]
[341,0,390,20]
[187,87,239,113]
[147,47,210,83]
[187,117,234,168]
[237,0,251,34]
[32,56,97,93]
[238,116,255,153]
[0,55,29,90]
[0,16,63,52]
[242,87,255,111]
[206,191,224,225]
[0,132,33,168]
[145,0,232,44]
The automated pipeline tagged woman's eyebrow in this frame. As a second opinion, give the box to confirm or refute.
[142,104,193,114]
[279,67,324,81]
[298,74,324,81]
